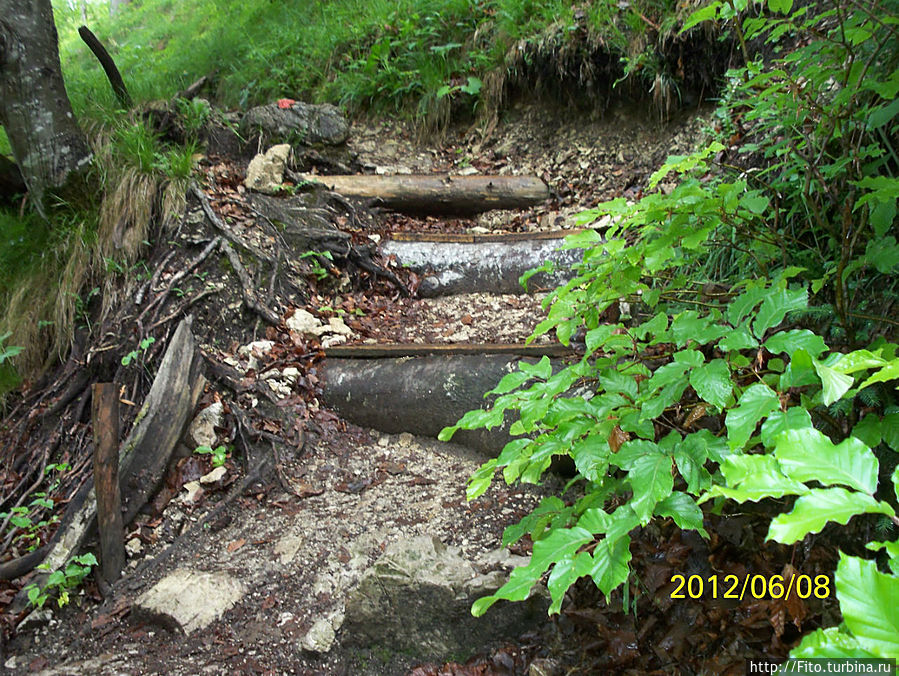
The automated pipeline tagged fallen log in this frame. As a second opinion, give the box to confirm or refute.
[16,318,203,585]
[322,355,564,456]
[381,238,582,296]
[299,173,550,215]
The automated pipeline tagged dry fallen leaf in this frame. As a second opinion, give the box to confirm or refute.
[226,538,246,553]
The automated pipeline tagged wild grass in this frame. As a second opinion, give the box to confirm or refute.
[52,0,698,125]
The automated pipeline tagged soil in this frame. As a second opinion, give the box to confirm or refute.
[0,99,839,675]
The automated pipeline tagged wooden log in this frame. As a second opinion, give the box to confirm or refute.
[381,238,582,296]
[299,173,550,215]
[37,317,204,578]
[322,355,564,456]
[91,382,124,586]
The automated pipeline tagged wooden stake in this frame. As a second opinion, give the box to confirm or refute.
[91,382,124,586]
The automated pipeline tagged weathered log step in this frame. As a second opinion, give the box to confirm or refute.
[322,354,568,455]
[323,342,576,358]
[382,238,581,296]
[300,173,549,215]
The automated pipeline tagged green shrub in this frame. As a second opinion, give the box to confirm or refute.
[442,0,899,659]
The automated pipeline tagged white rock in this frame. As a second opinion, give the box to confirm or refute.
[134,569,245,634]
[321,334,347,348]
[282,367,300,383]
[200,466,227,485]
[286,309,323,335]
[180,481,203,504]
[126,537,144,557]
[326,317,353,336]
[244,143,291,195]
[301,610,344,653]
[238,340,275,371]
[457,166,479,176]
[187,402,224,449]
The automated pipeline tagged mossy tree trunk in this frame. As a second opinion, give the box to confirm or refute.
[0,0,92,216]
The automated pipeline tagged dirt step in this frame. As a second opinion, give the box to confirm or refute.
[324,342,575,358]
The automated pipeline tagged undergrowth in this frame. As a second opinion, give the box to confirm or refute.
[443,0,899,661]
[51,0,722,127]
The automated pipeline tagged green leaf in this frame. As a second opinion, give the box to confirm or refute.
[865,236,899,274]
[753,287,808,337]
[791,627,878,659]
[867,539,899,575]
[764,330,828,359]
[629,453,674,524]
[835,554,899,658]
[519,356,552,380]
[546,552,591,613]
[740,193,770,214]
[774,429,879,495]
[831,349,887,374]
[489,370,531,395]
[689,358,732,409]
[766,0,793,12]
[884,412,899,451]
[680,1,721,32]
[655,492,708,536]
[703,455,809,503]
[857,359,899,390]
[718,325,758,352]
[813,361,855,405]
[725,383,780,449]
[851,414,883,449]
[588,535,631,596]
[466,459,497,500]
[767,488,894,544]
[760,407,812,447]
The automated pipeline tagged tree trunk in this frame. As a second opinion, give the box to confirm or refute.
[0,0,92,214]
[299,173,550,215]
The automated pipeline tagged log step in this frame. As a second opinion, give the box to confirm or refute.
[381,238,581,296]
[300,173,550,215]
[322,354,566,455]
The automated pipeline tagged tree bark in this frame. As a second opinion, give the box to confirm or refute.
[0,0,92,214]
[299,173,550,215]
[91,382,125,586]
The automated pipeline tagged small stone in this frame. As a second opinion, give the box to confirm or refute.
[180,481,203,504]
[457,166,479,176]
[326,317,353,336]
[301,610,344,653]
[126,537,144,557]
[398,432,414,448]
[200,466,227,485]
[238,340,275,370]
[282,367,300,383]
[286,309,323,335]
[187,402,224,449]
[321,334,347,348]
